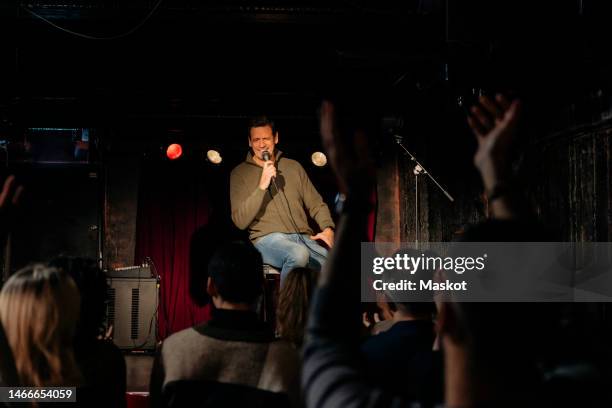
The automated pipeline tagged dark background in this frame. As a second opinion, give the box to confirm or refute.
[0,0,610,336]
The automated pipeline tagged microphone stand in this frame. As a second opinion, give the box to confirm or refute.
[394,135,454,247]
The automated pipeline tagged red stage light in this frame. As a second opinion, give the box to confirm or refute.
[166,143,183,160]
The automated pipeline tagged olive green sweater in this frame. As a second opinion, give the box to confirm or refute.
[230,151,335,242]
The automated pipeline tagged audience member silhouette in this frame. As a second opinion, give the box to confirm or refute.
[50,256,127,408]
[0,265,81,387]
[0,321,19,388]
[150,241,300,408]
[361,259,442,404]
[0,176,22,390]
[302,96,555,407]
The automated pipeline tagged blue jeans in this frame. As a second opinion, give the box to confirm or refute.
[254,233,328,284]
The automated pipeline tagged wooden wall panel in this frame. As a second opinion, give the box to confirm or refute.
[394,123,611,243]
[104,156,140,268]
[374,148,401,253]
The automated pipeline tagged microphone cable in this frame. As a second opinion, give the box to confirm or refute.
[267,164,329,260]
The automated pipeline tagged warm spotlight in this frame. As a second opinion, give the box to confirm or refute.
[311,151,327,167]
[206,149,222,164]
[166,143,183,160]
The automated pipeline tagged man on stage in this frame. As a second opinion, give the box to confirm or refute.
[230,116,335,282]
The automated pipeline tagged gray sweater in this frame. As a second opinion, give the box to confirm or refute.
[150,310,301,407]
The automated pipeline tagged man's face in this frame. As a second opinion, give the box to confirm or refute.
[249,125,278,160]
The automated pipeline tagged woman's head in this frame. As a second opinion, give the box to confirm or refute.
[0,264,81,386]
[276,267,315,346]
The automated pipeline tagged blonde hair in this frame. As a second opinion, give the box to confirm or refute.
[0,264,81,386]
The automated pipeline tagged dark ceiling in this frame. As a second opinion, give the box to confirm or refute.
[1,0,612,139]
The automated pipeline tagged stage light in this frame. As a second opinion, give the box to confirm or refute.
[166,143,183,160]
[206,149,222,164]
[311,151,327,167]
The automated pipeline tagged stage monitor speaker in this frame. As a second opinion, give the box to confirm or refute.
[107,278,157,350]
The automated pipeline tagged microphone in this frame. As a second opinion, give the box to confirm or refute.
[262,150,276,186]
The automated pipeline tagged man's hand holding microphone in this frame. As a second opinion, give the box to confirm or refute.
[258,150,277,190]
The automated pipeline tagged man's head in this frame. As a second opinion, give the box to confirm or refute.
[248,116,278,161]
[379,249,435,320]
[381,268,435,321]
[207,241,264,309]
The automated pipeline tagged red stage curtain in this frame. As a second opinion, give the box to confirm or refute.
[367,188,377,242]
[135,161,212,339]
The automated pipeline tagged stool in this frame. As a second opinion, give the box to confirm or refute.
[262,265,281,330]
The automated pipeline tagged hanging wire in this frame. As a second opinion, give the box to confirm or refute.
[21,0,166,40]
[339,0,424,17]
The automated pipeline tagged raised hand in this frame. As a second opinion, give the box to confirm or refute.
[0,175,23,209]
[0,175,24,238]
[467,94,521,218]
[467,94,521,193]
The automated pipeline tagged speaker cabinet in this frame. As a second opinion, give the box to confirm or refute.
[107,278,157,350]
